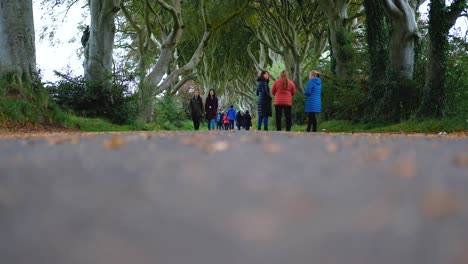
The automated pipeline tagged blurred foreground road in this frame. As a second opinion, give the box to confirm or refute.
[1,131,468,264]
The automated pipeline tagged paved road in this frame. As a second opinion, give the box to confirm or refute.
[1,131,468,264]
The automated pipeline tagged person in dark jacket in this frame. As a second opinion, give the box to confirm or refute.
[304,70,322,132]
[204,89,218,130]
[243,110,252,130]
[256,70,272,131]
[236,111,244,130]
[189,89,204,130]
[216,109,223,130]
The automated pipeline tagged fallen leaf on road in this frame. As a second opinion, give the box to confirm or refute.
[325,142,339,153]
[453,153,468,167]
[202,141,229,153]
[422,191,461,219]
[47,136,80,145]
[366,147,393,161]
[263,143,283,153]
[224,208,279,241]
[392,159,416,178]
[102,136,127,150]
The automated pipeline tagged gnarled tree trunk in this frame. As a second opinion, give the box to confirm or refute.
[419,0,467,117]
[317,0,362,78]
[83,0,121,87]
[363,0,391,120]
[383,0,420,80]
[0,0,36,87]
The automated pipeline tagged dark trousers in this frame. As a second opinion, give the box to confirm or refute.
[229,120,235,129]
[192,116,201,130]
[306,112,317,132]
[275,105,292,131]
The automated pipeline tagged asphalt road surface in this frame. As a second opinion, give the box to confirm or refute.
[1,131,468,264]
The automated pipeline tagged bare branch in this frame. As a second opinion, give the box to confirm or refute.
[447,0,468,28]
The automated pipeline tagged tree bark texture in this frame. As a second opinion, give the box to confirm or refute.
[383,0,419,80]
[420,0,467,117]
[0,0,37,86]
[317,0,356,78]
[363,0,392,120]
[363,0,390,83]
[83,0,121,87]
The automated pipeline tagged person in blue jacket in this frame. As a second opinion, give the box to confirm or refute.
[226,105,237,130]
[304,70,322,132]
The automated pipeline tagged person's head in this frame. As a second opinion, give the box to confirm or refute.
[259,70,270,81]
[193,89,200,97]
[246,110,249,114]
[209,89,215,97]
[230,105,234,108]
[281,70,289,89]
[309,70,320,79]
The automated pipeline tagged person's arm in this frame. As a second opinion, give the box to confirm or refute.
[271,81,277,96]
[304,79,313,96]
[291,80,296,95]
[189,99,193,116]
[199,99,204,116]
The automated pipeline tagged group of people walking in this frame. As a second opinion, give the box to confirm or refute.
[215,109,252,130]
[189,89,252,131]
[190,69,322,132]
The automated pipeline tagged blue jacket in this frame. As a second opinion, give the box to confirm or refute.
[226,107,237,120]
[304,77,322,113]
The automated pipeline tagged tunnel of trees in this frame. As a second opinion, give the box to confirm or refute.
[1,0,467,129]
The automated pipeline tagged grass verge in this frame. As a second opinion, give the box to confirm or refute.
[292,116,468,133]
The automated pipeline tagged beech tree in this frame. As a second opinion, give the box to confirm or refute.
[0,0,37,88]
[419,0,467,117]
[248,0,327,91]
[317,0,364,77]
[119,0,248,121]
[383,0,422,80]
[83,0,121,87]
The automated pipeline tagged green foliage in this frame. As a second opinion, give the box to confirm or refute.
[59,115,157,132]
[445,36,468,117]
[48,73,140,124]
[363,74,420,122]
[154,93,191,130]
[321,77,367,121]
[363,0,390,83]
[292,116,467,133]
[418,0,451,117]
[292,93,307,125]
[0,98,37,122]
[0,75,51,123]
[267,61,286,80]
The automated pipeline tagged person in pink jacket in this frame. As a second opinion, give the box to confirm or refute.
[271,70,296,131]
